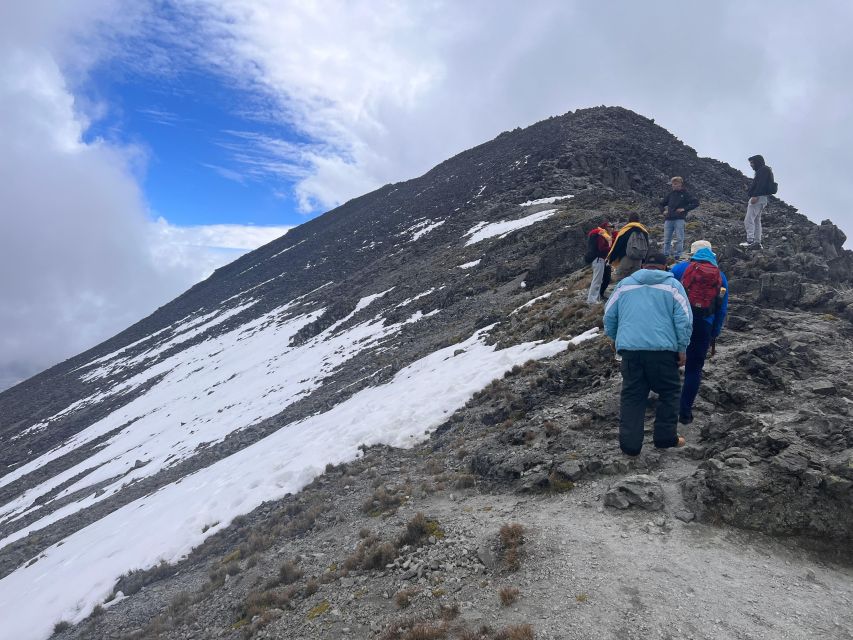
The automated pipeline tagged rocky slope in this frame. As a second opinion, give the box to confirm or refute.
[1,106,852,640]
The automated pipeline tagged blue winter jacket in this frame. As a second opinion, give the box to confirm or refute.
[604,269,693,353]
[670,248,729,338]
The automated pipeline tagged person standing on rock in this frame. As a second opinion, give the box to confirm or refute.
[604,252,693,456]
[671,241,729,425]
[606,213,649,278]
[741,155,776,249]
[659,176,700,261]
[585,220,615,304]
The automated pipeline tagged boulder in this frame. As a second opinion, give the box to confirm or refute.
[603,474,664,511]
[759,271,803,306]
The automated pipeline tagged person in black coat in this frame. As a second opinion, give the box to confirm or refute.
[658,176,699,260]
[741,155,775,249]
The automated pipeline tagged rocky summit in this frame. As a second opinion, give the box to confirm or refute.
[1,106,851,640]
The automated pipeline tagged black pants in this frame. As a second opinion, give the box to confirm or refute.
[619,350,682,455]
[600,264,612,298]
[680,318,713,417]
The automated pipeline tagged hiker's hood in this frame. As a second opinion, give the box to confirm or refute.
[628,268,676,285]
[691,248,718,266]
[748,154,766,168]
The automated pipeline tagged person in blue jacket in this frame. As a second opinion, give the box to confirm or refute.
[670,241,729,424]
[604,252,693,456]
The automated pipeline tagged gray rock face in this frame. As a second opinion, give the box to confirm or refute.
[604,475,664,511]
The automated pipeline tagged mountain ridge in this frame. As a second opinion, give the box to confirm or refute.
[1,106,851,640]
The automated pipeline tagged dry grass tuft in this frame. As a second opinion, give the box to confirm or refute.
[499,523,525,571]
[494,624,534,640]
[498,586,520,606]
[395,587,421,609]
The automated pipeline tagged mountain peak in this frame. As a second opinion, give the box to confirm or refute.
[1,108,852,640]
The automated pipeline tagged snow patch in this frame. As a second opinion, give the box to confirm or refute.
[464,209,557,246]
[519,195,573,207]
[510,291,558,314]
[458,259,481,269]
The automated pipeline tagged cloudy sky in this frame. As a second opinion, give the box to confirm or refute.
[2,1,851,390]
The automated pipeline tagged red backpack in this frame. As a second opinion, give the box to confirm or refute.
[682,261,722,315]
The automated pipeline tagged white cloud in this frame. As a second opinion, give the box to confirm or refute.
[175,0,853,234]
[148,218,291,283]
[0,2,291,390]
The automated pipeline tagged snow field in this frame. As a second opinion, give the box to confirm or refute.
[0,290,417,540]
[0,325,598,640]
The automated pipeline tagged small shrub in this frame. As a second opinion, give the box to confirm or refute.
[395,587,420,609]
[404,622,448,640]
[53,621,71,634]
[279,560,303,585]
[305,578,319,595]
[547,470,574,493]
[362,486,404,515]
[344,535,399,571]
[439,602,459,621]
[495,624,534,640]
[238,587,296,621]
[499,586,520,606]
[209,567,226,587]
[575,593,588,603]
[398,512,444,547]
[499,523,525,571]
[543,421,560,437]
[499,523,524,549]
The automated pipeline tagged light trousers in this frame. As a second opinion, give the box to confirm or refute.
[744,196,768,243]
[587,258,606,304]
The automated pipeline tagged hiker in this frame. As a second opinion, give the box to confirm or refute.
[606,213,649,278]
[604,252,693,456]
[659,176,700,260]
[742,154,776,249]
[671,241,729,425]
[585,220,614,304]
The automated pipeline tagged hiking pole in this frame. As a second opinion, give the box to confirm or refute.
[709,339,716,358]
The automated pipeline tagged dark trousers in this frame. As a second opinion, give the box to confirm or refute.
[600,264,612,298]
[619,350,682,455]
[680,317,713,417]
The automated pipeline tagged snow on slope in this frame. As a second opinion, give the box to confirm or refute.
[464,209,558,246]
[0,289,413,540]
[519,195,573,207]
[0,326,599,640]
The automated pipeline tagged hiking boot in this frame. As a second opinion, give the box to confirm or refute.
[678,412,694,425]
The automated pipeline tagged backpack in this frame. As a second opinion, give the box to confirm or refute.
[584,233,599,264]
[682,261,722,316]
[768,169,778,194]
[625,230,649,260]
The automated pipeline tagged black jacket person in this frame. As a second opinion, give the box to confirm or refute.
[743,155,775,248]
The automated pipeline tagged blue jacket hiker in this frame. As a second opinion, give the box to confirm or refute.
[604,253,693,456]
[671,243,729,424]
